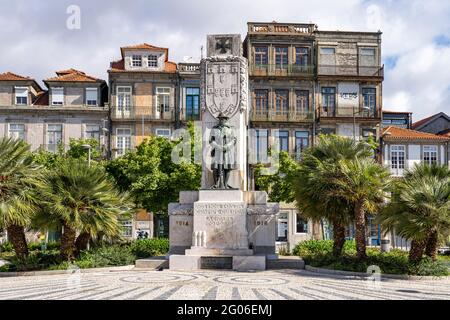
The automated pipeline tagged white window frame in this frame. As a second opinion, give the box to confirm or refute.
[116,86,132,112]
[116,128,132,156]
[85,124,101,142]
[423,145,438,165]
[85,88,98,106]
[148,54,158,68]
[51,87,64,106]
[155,128,171,138]
[122,220,133,237]
[46,124,63,152]
[390,145,406,176]
[156,87,171,113]
[132,55,142,67]
[294,213,308,234]
[15,87,28,105]
[9,123,25,140]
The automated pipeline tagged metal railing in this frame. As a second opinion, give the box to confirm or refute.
[251,110,314,122]
[319,106,378,118]
[318,65,384,77]
[178,63,200,74]
[111,106,175,121]
[248,22,316,34]
[250,64,314,77]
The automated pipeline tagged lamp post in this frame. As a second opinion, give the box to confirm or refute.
[353,105,371,141]
[81,144,92,167]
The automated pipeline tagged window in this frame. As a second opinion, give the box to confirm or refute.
[275,47,288,69]
[360,48,376,65]
[275,90,289,115]
[132,55,142,67]
[296,214,308,234]
[277,130,289,152]
[295,90,309,114]
[295,131,309,159]
[85,124,100,142]
[15,87,28,105]
[116,128,131,156]
[362,128,376,139]
[122,220,133,237]
[156,87,170,113]
[362,88,376,115]
[276,212,288,242]
[51,88,64,106]
[156,129,171,138]
[321,87,336,116]
[148,54,158,68]
[117,87,131,112]
[254,90,268,115]
[423,146,438,165]
[320,47,336,65]
[321,128,336,135]
[390,145,405,176]
[254,46,268,66]
[86,88,98,106]
[295,47,309,66]
[186,87,200,120]
[47,124,62,153]
[9,124,25,140]
[255,129,268,163]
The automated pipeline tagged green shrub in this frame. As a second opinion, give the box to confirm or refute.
[0,242,13,253]
[76,245,135,268]
[129,238,169,259]
[28,241,60,252]
[408,257,449,276]
[4,250,61,272]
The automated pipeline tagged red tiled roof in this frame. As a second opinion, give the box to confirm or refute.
[33,91,49,106]
[109,59,177,73]
[383,126,449,142]
[0,71,31,81]
[438,128,450,137]
[411,114,436,130]
[120,43,168,58]
[45,69,103,83]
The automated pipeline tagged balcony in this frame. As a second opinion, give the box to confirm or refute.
[248,22,316,35]
[251,110,314,122]
[250,64,314,77]
[111,106,175,121]
[318,65,384,78]
[178,63,200,75]
[320,106,379,119]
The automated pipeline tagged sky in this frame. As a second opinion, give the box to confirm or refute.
[0,0,449,121]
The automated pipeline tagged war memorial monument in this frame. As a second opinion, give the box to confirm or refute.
[168,34,280,271]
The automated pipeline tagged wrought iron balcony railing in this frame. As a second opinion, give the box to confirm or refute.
[178,63,200,74]
[318,65,384,78]
[111,106,175,121]
[249,64,314,77]
[319,106,379,118]
[248,22,316,35]
[251,110,314,122]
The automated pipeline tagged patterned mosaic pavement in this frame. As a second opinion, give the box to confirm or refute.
[0,269,449,300]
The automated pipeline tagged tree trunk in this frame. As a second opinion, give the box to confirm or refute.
[354,200,367,260]
[332,220,346,257]
[75,231,91,256]
[60,222,76,261]
[409,239,426,263]
[425,231,438,261]
[6,224,28,261]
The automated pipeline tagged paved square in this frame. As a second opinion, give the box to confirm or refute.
[0,269,449,300]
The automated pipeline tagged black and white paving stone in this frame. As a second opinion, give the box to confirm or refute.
[0,269,448,300]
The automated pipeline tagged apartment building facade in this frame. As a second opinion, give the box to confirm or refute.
[0,69,109,153]
[243,22,384,249]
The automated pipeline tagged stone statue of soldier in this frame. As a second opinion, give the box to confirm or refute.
[209,113,237,189]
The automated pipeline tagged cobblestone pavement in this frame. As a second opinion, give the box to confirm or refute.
[0,269,449,300]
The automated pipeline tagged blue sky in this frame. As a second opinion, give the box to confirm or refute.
[0,0,449,121]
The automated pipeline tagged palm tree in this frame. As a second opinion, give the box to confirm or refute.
[330,157,390,259]
[293,135,375,256]
[378,163,450,262]
[38,159,129,260]
[0,138,43,261]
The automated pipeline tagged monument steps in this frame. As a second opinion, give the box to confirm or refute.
[134,256,169,270]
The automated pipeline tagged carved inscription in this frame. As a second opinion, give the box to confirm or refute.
[175,220,189,226]
[206,216,234,226]
[195,203,246,215]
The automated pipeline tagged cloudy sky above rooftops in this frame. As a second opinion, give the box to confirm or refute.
[0,0,449,120]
